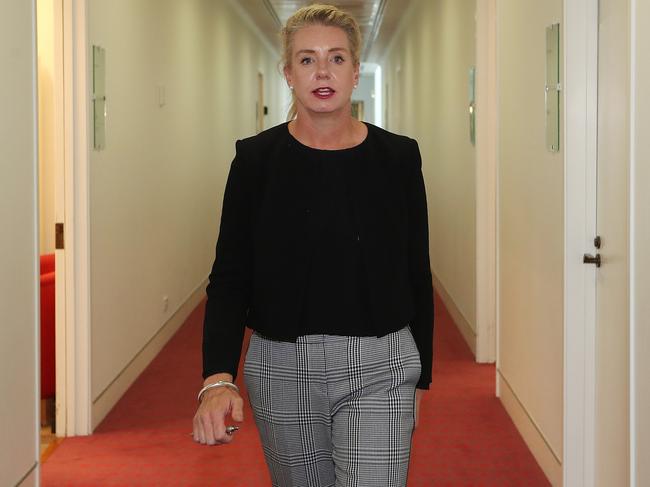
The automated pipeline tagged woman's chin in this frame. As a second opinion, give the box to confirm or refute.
[300,103,350,117]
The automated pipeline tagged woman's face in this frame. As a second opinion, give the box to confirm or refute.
[284,24,359,117]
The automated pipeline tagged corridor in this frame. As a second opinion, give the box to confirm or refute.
[3,0,647,486]
[41,294,549,486]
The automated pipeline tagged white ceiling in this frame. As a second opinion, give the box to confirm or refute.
[236,0,411,64]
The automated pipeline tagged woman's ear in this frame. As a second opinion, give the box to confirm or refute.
[283,66,292,89]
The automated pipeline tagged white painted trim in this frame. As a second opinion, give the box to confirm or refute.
[497,371,562,485]
[494,0,502,399]
[563,0,599,484]
[431,272,476,356]
[629,0,637,483]
[475,0,497,364]
[30,0,41,480]
[53,0,68,439]
[91,280,207,429]
[374,65,383,128]
[62,0,92,436]
[17,463,38,487]
[60,0,73,438]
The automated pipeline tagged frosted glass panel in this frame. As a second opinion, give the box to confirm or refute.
[469,66,476,146]
[545,24,560,152]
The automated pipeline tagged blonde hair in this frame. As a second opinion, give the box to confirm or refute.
[281,4,362,121]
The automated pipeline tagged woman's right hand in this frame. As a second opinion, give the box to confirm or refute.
[192,377,245,446]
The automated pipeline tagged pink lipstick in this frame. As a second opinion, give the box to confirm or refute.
[312,87,336,99]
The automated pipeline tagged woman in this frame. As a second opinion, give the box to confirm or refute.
[193,4,434,486]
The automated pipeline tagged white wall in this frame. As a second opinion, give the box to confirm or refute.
[497,0,563,484]
[0,1,39,485]
[633,0,649,483]
[87,0,284,425]
[381,0,477,338]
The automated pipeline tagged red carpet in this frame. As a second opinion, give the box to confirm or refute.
[42,293,550,486]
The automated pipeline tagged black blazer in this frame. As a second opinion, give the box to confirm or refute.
[203,122,434,389]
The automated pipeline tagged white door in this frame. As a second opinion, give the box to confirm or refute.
[47,0,69,438]
[591,0,630,484]
[57,0,93,436]
[564,0,630,483]
[631,1,650,483]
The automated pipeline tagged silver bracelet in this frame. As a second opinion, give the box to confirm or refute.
[197,380,239,403]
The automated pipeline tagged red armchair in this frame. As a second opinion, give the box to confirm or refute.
[40,254,56,400]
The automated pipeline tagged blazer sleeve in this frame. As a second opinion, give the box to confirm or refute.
[407,139,434,390]
[202,140,254,381]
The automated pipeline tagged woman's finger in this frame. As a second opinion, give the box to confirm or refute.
[200,412,216,445]
[210,407,234,444]
[193,388,244,445]
[231,396,245,422]
[196,418,205,444]
[192,416,200,442]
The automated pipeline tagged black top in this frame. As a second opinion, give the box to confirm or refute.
[202,122,434,389]
[297,138,374,336]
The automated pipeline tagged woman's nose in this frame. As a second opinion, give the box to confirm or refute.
[316,60,330,79]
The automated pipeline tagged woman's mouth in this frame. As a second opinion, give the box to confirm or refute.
[312,87,336,99]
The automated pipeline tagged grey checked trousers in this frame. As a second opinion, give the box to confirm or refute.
[243,325,421,487]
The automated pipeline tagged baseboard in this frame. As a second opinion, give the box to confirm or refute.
[497,369,562,486]
[91,279,208,430]
[16,462,37,487]
[431,272,477,357]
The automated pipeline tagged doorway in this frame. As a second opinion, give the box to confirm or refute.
[37,0,93,445]
[257,72,265,133]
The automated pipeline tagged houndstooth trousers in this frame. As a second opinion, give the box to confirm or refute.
[243,325,421,487]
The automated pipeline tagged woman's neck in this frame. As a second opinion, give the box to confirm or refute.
[289,112,366,150]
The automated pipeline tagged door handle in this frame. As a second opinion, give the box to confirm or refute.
[583,253,601,267]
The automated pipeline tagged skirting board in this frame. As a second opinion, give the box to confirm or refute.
[91,279,208,430]
[431,272,477,357]
[14,462,37,487]
[497,369,562,486]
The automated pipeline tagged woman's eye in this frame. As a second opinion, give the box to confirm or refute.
[300,57,313,65]
[333,55,345,64]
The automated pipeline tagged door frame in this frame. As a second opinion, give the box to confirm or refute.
[51,0,67,437]
[475,0,497,364]
[563,0,599,484]
[57,0,92,436]
[629,6,637,469]
[256,71,264,133]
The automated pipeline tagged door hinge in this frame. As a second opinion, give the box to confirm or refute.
[55,223,64,249]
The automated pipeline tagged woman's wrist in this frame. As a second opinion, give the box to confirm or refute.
[203,372,233,387]
[197,380,239,403]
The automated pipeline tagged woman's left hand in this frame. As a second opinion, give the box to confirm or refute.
[414,389,425,429]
